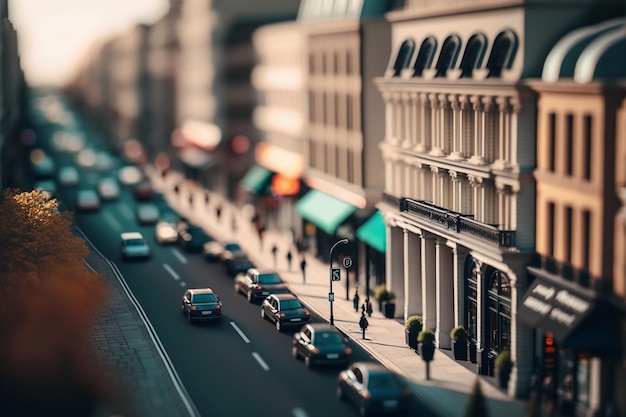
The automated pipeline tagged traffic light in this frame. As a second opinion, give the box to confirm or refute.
[543,332,557,372]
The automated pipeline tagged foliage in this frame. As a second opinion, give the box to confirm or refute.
[374,284,391,302]
[464,379,490,417]
[450,325,468,342]
[405,315,423,333]
[417,328,435,345]
[494,350,513,372]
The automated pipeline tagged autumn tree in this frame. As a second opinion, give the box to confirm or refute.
[0,188,137,417]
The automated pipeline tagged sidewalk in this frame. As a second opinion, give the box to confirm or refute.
[148,167,530,417]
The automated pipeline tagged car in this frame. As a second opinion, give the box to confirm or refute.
[136,202,160,225]
[76,189,100,211]
[336,362,411,416]
[118,165,144,186]
[97,177,120,201]
[57,166,80,186]
[203,241,241,262]
[292,323,352,368]
[234,268,290,303]
[120,232,150,259]
[261,293,310,332]
[155,220,179,245]
[132,180,153,201]
[178,224,211,252]
[222,251,255,277]
[34,180,57,199]
[181,288,222,323]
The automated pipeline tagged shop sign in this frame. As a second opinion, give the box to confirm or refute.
[521,280,592,330]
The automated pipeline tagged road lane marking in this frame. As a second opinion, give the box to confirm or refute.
[230,322,250,343]
[180,281,187,288]
[118,204,134,221]
[252,352,270,371]
[292,408,308,417]
[171,248,188,264]
[163,263,180,280]
[102,210,122,231]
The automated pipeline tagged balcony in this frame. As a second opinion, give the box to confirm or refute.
[401,198,517,249]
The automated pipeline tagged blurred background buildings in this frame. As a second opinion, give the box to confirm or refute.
[0,0,625,416]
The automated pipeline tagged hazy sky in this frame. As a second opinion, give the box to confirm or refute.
[10,0,169,86]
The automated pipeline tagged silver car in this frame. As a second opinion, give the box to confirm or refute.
[120,232,150,259]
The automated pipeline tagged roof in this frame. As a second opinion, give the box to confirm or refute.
[542,17,626,83]
[121,232,144,240]
[188,288,215,295]
[271,293,298,300]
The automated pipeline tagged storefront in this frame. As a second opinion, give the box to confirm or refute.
[356,210,386,296]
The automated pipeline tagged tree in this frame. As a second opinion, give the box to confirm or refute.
[465,378,490,417]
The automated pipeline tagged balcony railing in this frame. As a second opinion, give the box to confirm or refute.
[382,193,402,211]
[401,198,517,249]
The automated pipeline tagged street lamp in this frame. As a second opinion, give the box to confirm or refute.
[329,238,349,326]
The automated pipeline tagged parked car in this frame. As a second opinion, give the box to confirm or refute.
[203,241,241,262]
[57,166,80,186]
[336,362,411,416]
[181,288,222,323]
[234,268,290,303]
[222,251,255,277]
[261,294,310,332]
[155,220,178,245]
[132,180,153,201]
[120,232,150,260]
[136,202,160,225]
[292,323,352,368]
[178,224,211,252]
[76,189,100,211]
[97,177,120,201]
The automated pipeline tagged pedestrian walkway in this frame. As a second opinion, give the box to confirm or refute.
[147,167,530,417]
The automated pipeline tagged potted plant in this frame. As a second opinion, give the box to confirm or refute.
[417,329,436,380]
[374,284,390,312]
[450,325,468,361]
[494,350,513,390]
[404,315,423,350]
[383,291,396,318]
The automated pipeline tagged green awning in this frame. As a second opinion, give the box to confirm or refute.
[240,165,274,194]
[295,190,357,235]
[356,210,386,253]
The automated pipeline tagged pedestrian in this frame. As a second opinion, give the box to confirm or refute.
[231,216,237,232]
[188,193,193,206]
[257,223,266,250]
[205,191,210,205]
[300,257,307,284]
[286,250,293,272]
[353,288,360,312]
[365,298,373,317]
[271,245,278,268]
[174,183,180,194]
[216,204,222,221]
[359,311,368,340]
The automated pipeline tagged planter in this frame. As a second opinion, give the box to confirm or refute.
[418,343,435,362]
[383,302,396,318]
[495,368,511,389]
[451,340,468,361]
[405,329,418,350]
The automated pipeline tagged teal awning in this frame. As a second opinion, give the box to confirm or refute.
[295,190,357,235]
[356,210,386,252]
[240,165,274,194]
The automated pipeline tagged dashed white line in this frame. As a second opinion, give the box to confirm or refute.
[102,210,122,231]
[292,408,308,417]
[180,281,187,288]
[163,263,180,280]
[171,248,188,264]
[229,322,250,343]
[252,352,270,371]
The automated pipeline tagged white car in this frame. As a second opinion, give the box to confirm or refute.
[136,203,160,224]
[121,232,150,259]
[155,221,178,245]
[76,189,100,211]
[98,178,120,201]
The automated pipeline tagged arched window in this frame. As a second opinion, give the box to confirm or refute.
[392,39,416,77]
[464,256,479,341]
[459,33,488,78]
[435,35,461,78]
[413,36,437,77]
[486,268,511,354]
[486,29,518,78]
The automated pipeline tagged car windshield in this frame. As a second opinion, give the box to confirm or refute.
[225,243,241,251]
[313,332,344,345]
[367,374,403,390]
[192,293,217,303]
[125,238,146,246]
[258,273,282,284]
[279,299,302,310]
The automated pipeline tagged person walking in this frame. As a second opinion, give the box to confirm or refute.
[286,250,293,272]
[271,245,278,269]
[359,312,368,340]
[365,298,373,317]
[300,257,307,284]
[353,289,360,312]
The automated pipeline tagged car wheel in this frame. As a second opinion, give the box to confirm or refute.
[336,385,344,400]
[305,355,313,369]
[261,308,266,320]
[275,320,282,332]
[291,346,299,360]
[247,291,253,303]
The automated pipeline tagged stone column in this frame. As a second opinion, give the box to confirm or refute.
[449,94,463,161]
[435,238,454,349]
[416,92,430,152]
[387,223,404,315]
[450,244,469,327]
[402,93,412,149]
[403,228,423,319]
[421,233,437,330]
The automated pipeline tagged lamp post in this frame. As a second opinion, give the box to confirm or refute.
[329,238,348,326]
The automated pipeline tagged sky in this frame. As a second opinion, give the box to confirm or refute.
[9,0,169,86]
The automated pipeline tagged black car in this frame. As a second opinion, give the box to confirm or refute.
[261,294,310,332]
[234,268,290,303]
[336,362,411,416]
[181,288,222,323]
[292,323,352,368]
[178,224,211,252]
[222,251,255,277]
[203,241,241,262]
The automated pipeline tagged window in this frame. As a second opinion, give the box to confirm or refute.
[413,37,437,77]
[565,206,573,263]
[566,114,574,176]
[583,115,592,180]
[486,30,518,78]
[582,210,591,270]
[548,202,556,255]
[392,39,416,77]
[459,33,487,78]
[435,35,461,78]
[464,257,478,341]
[486,268,511,353]
[549,113,557,172]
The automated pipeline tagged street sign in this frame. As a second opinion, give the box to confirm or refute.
[342,257,353,269]
[328,293,334,302]
[331,268,341,281]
